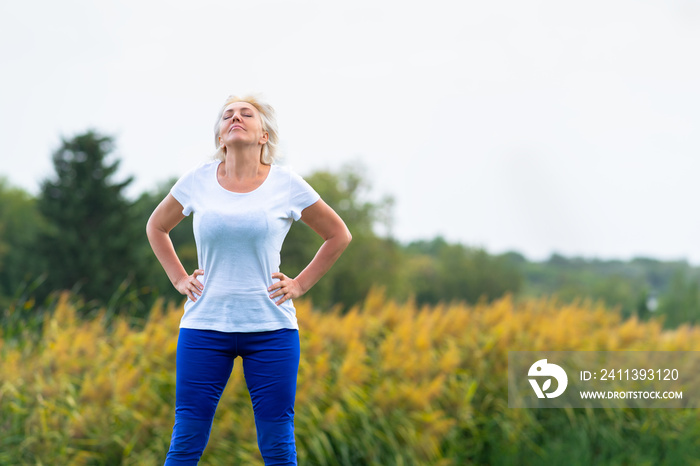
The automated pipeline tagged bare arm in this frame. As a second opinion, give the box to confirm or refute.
[269,199,352,305]
[146,194,203,301]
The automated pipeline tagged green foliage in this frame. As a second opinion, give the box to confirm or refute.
[656,269,700,328]
[281,164,403,309]
[404,237,523,305]
[0,179,46,306]
[517,254,690,321]
[4,292,700,465]
[36,131,146,313]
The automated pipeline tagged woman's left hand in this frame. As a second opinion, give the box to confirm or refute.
[269,272,305,306]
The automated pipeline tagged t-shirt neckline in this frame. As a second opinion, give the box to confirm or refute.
[214,161,274,195]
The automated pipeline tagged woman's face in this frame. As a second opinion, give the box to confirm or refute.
[219,101,268,148]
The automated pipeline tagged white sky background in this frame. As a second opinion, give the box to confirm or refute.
[1,0,699,263]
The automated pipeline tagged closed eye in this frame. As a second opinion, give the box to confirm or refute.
[223,114,252,120]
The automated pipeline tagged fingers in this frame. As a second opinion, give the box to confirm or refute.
[269,288,288,300]
[271,289,291,306]
[268,273,298,306]
[191,281,203,300]
[268,273,285,302]
[268,273,286,292]
[181,270,204,302]
[275,295,290,306]
[191,271,204,291]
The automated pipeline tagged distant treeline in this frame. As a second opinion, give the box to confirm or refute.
[1,130,699,327]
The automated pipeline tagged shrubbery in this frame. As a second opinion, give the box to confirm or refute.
[2,291,700,464]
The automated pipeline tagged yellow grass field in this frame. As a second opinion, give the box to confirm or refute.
[2,290,700,465]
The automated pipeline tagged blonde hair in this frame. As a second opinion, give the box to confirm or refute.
[213,94,280,164]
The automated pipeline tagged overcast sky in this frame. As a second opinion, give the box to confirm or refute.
[2,0,699,263]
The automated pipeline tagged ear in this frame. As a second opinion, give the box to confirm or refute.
[259,131,269,144]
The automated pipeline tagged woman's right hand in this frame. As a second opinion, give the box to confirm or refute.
[175,269,205,302]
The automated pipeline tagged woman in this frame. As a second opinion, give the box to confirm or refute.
[146,94,352,465]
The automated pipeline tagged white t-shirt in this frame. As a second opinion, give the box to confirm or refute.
[170,160,320,332]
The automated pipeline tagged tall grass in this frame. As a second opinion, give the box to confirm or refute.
[1,290,700,465]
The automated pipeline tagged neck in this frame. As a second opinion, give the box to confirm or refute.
[221,146,266,179]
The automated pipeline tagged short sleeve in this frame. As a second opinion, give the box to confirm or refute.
[170,168,195,216]
[289,170,321,221]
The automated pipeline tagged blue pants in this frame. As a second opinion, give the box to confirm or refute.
[164,327,300,465]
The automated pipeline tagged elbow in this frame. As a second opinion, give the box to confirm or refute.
[329,226,352,252]
[343,227,352,249]
[145,214,165,242]
[145,216,156,240]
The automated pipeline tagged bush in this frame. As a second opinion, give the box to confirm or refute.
[2,291,700,464]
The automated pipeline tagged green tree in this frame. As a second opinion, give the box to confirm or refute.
[656,269,700,328]
[0,179,46,306]
[280,164,401,309]
[405,237,522,305]
[37,131,143,308]
[519,254,661,318]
